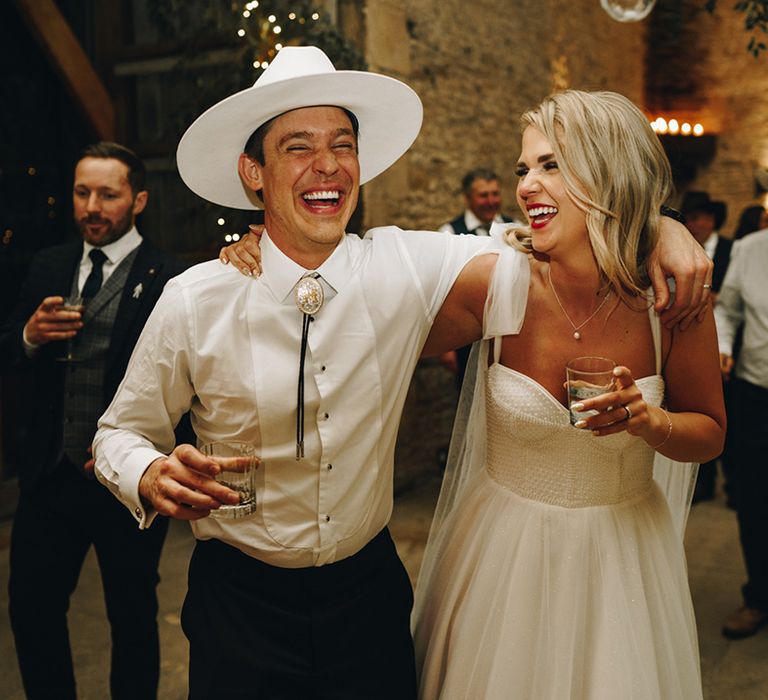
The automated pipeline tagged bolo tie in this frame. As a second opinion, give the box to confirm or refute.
[294,272,324,459]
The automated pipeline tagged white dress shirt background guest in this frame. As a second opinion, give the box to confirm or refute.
[715,225,768,640]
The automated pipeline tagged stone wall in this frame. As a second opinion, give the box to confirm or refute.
[361,0,648,232]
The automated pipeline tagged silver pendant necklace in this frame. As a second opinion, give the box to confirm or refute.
[294,273,324,459]
[548,267,611,340]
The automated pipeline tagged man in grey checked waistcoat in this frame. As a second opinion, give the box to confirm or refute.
[0,142,187,699]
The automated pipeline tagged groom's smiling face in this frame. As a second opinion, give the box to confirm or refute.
[240,106,360,264]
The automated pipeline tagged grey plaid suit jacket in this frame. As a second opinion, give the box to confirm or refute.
[0,238,188,491]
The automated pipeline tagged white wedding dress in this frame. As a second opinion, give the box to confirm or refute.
[413,243,702,699]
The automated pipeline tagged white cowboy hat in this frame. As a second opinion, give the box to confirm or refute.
[176,45,423,210]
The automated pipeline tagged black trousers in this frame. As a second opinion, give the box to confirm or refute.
[731,378,768,611]
[8,458,169,699]
[182,528,417,700]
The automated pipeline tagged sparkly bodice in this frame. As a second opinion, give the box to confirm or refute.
[485,364,665,508]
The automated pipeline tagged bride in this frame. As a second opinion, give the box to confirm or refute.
[413,90,725,699]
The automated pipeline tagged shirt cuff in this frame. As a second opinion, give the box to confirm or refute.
[123,447,167,529]
[22,327,39,357]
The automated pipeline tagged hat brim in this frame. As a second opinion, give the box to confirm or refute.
[176,71,423,210]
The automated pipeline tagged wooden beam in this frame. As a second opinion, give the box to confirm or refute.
[13,0,115,140]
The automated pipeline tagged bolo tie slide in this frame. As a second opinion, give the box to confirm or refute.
[294,273,324,460]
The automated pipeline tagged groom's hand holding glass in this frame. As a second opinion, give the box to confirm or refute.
[22,295,84,347]
[139,443,249,521]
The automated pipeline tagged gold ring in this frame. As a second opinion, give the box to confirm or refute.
[703,283,712,289]
[624,405,633,420]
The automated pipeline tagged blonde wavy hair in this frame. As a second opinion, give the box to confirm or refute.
[506,90,673,301]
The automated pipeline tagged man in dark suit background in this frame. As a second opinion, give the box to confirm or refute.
[0,142,187,699]
[681,190,731,503]
[438,168,517,237]
[681,190,728,293]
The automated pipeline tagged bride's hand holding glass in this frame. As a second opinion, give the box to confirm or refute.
[572,366,669,444]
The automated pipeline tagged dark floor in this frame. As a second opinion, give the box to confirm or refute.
[1,475,767,699]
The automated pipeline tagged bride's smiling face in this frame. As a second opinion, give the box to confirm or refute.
[515,126,589,256]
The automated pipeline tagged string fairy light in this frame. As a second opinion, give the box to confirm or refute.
[650,117,705,137]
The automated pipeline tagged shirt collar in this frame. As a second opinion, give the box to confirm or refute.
[259,230,351,304]
[464,209,504,231]
[82,226,142,266]
[702,231,718,259]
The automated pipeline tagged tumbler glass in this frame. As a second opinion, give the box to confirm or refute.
[565,356,617,427]
[200,441,258,518]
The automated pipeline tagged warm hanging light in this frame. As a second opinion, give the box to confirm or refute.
[600,0,656,22]
[650,117,705,137]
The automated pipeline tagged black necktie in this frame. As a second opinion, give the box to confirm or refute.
[81,248,108,300]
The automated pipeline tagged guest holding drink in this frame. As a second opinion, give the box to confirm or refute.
[0,142,187,699]
[412,90,725,699]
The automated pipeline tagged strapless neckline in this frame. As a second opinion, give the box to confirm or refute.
[490,363,662,415]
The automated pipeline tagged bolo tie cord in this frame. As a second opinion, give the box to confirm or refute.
[294,272,324,460]
[296,312,313,460]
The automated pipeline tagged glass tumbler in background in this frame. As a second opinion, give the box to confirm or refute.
[56,295,85,362]
[565,356,617,427]
[199,441,259,518]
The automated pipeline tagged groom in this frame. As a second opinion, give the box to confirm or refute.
[94,47,711,698]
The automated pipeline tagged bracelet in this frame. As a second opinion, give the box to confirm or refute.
[649,407,673,449]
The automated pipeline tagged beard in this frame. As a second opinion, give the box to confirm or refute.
[77,207,134,246]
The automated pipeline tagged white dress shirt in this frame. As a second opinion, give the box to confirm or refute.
[438,210,511,236]
[701,231,719,260]
[94,227,492,567]
[715,228,768,390]
[79,226,143,290]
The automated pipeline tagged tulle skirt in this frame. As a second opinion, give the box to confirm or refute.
[414,472,702,700]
